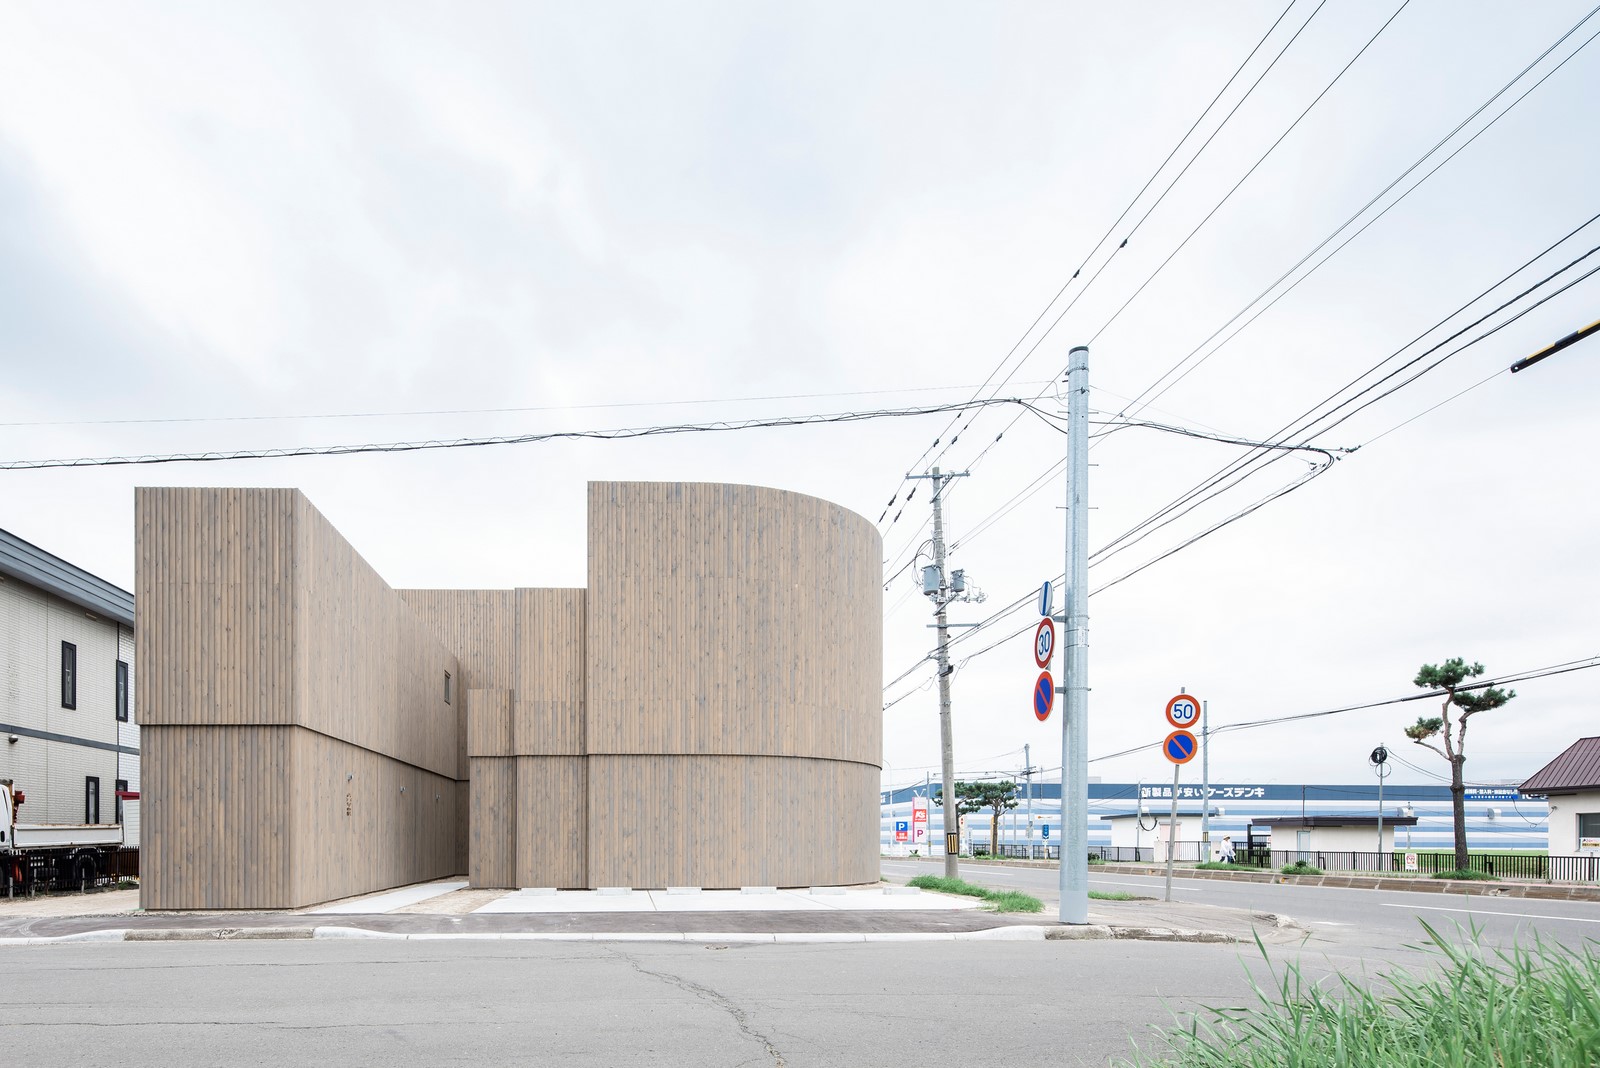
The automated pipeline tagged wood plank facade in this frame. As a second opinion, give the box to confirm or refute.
[137,481,880,907]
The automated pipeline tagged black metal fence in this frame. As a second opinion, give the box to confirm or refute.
[4,847,138,896]
[924,842,1600,883]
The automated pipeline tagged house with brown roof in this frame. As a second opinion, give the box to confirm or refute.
[1520,737,1600,854]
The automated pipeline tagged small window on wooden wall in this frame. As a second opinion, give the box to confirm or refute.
[444,672,452,705]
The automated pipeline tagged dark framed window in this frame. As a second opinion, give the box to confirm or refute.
[444,672,452,705]
[1579,813,1600,840]
[115,779,128,824]
[61,641,77,709]
[116,660,129,721]
[85,776,100,825]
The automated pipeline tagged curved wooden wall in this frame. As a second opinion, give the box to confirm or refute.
[584,482,882,887]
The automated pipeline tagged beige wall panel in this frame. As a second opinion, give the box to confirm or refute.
[586,755,878,888]
[398,589,519,694]
[140,725,292,910]
[135,487,297,728]
[466,689,514,758]
[513,756,587,888]
[293,496,459,780]
[289,728,459,907]
[513,588,586,756]
[585,483,881,767]
[470,757,516,888]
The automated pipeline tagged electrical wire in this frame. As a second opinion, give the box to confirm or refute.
[930,6,1600,568]
[1107,5,1600,426]
[871,0,1309,532]
[881,229,1600,701]
[1085,0,1415,348]
[1084,656,1600,764]
[0,398,1041,471]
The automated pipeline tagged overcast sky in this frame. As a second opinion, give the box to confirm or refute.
[2,2,1596,793]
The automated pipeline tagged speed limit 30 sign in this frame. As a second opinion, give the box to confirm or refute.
[1033,618,1055,669]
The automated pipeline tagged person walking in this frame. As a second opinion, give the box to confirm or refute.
[1220,835,1235,864]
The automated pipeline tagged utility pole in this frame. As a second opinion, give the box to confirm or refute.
[1024,742,1034,860]
[1059,344,1090,924]
[1200,701,1211,862]
[909,465,973,880]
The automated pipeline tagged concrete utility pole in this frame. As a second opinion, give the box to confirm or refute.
[1059,345,1090,925]
[909,466,970,880]
[1200,701,1211,863]
[1024,743,1034,860]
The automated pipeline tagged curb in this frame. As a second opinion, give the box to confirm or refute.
[311,925,1049,944]
[1,923,1240,946]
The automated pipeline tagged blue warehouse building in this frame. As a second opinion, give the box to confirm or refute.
[880,780,1546,855]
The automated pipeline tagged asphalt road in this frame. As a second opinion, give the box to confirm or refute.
[881,858,1600,952]
[4,938,1350,1068]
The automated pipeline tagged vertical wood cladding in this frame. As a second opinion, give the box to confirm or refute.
[586,755,878,888]
[582,483,882,888]
[135,487,298,728]
[289,728,458,906]
[138,487,464,908]
[292,496,459,781]
[514,588,586,756]
[470,758,516,888]
[514,756,587,888]
[138,480,879,902]
[140,725,292,910]
[585,483,881,767]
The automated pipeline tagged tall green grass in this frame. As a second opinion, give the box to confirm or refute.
[905,874,1043,912]
[1121,923,1600,1067]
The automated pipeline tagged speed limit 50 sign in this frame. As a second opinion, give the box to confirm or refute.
[1165,693,1202,729]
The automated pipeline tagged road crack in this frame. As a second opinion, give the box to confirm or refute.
[605,947,786,1067]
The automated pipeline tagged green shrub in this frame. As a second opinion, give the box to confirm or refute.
[1280,860,1323,876]
[1435,868,1495,881]
[1088,854,1106,864]
[1117,924,1600,1067]
[1195,861,1262,872]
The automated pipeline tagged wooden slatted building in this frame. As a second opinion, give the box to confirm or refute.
[136,482,881,908]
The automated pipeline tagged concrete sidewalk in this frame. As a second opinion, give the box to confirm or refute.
[0,879,1307,945]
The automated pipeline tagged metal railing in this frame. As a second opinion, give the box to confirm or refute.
[4,847,138,896]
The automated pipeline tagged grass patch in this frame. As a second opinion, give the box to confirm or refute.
[1195,861,1264,872]
[1281,860,1323,876]
[1435,868,1496,880]
[1089,890,1146,901]
[984,890,1044,913]
[906,874,1044,912]
[1118,923,1600,1067]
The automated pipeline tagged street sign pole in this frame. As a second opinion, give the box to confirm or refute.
[1161,694,1202,903]
[1164,762,1180,903]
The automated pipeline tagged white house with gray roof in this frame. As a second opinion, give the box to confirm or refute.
[0,528,138,844]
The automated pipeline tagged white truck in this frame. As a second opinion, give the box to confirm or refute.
[2,779,125,895]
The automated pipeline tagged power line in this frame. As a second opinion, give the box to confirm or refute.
[881,230,1600,701]
[0,398,1041,471]
[871,0,1309,532]
[0,380,1053,431]
[1085,656,1600,764]
[1108,5,1600,426]
[1088,0,1416,349]
[940,3,1600,559]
